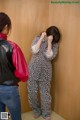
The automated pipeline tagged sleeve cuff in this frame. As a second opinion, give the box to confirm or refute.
[45,50,53,58]
[31,45,39,54]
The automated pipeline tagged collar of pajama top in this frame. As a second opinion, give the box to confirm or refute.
[38,35,46,42]
[42,37,46,42]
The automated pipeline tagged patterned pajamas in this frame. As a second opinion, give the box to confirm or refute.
[28,36,58,118]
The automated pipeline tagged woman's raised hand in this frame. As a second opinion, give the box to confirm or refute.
[40,32,46,40]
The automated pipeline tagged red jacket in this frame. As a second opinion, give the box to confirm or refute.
[0,33,29,82]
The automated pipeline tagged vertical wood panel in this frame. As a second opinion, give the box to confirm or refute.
[49,2,80,120]
[1,1,80,120]
[0,0,49,112]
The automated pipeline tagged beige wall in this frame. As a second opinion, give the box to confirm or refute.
[49,2,80,120]
[0,0,80,120]
[0,0,49,112]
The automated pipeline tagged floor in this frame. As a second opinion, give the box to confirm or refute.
[22,111,66,120]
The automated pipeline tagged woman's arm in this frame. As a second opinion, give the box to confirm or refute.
[9,41,29,82]
[44,36,59,60]
[31,32,46,54]
[47,39,53,56]
[45,43,59,60]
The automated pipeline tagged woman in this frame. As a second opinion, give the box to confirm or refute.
[28,26,60,120]
[0,12,28,120]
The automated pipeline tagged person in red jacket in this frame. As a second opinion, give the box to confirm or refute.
[0,12,28,120]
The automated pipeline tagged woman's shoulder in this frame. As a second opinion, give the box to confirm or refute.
[34,35,40,39]
[8,40,19,49]
[52,42,59,49]
[53,42,59,47]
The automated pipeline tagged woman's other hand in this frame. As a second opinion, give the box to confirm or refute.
[47,35,53,44]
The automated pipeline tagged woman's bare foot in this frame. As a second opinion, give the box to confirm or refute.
[33,114,40,119]
[44,117,51,120]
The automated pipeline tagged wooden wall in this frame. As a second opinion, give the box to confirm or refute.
[0,0,49,112]
[0,0,80,120]
[49,1,80,120]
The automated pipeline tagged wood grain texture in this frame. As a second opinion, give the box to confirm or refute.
[49,2,80,120]
[0,1,80,120]
[0,0,49,112]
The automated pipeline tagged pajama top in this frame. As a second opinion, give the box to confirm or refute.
[28,36,59,82]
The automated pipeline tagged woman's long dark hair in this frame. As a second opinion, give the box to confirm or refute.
[46,26,60,44]
[0,12,11,32]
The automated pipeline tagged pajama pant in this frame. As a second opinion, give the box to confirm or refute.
[28,63,52,118]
